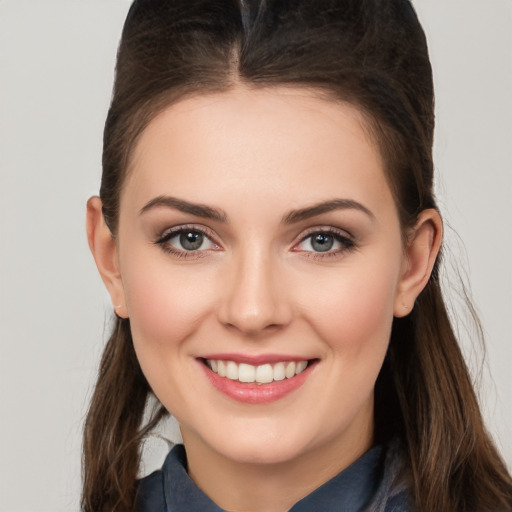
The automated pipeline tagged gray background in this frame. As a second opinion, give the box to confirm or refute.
[0,1,510,510]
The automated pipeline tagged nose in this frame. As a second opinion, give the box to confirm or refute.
[217,249,293,336]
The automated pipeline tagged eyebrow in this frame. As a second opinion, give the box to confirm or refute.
[282,199,375,224]
[139,195,227,222]
[139,195,374,224]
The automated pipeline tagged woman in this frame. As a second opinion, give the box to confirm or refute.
[83,0,512,511]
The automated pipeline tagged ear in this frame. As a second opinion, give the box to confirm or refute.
[394,208,443,317]
[86,196,128,318]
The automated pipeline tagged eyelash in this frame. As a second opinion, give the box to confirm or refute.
[293,228,356,259]
[153,226,356,260]
[154,225,220,259]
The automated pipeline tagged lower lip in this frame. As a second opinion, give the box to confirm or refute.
[199,360,316,404]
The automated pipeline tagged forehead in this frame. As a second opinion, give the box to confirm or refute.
[123,86,393,217]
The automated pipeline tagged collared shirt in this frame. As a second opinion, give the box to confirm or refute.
[137,443,411,512]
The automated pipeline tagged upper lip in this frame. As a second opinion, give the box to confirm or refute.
[199,353,314,365]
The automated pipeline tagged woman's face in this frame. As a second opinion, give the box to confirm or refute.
[115,87,408,467]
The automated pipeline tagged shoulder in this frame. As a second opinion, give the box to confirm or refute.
[136,468,166,512]
[368,438,415,512]
[382,490,412,512]
[135,444,188,512]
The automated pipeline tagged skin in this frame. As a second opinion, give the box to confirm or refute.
[87,86,442,512]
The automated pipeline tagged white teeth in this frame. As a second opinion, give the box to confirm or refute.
[206,359,310,383]
[226,361,238,380]
[217,360,227,377]
[238,363,255,383]
[273,362,285,381]
[285,362,296,379]
[296,360,308,374]
[256,364,273,384]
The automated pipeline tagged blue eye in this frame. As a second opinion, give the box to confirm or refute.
[156,227,219,255]
[310,233,335,252]
[295,230,355,255]
[176,231,207,251]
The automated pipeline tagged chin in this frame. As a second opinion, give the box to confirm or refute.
[195,422,320,466]
[220,440,309,466]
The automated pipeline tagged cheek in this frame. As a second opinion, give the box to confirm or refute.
[298,261,400,434]
[303,257,400,361]
[120,254,217,409]
[120,250,214,354]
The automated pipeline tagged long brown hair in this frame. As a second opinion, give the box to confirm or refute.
[82,1,512,510]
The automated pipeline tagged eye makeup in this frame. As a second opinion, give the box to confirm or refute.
[153,222,357,261]
[292,227,357,260]
[153,224,221,260]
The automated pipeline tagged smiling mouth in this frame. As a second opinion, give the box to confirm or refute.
[202,359,312,384]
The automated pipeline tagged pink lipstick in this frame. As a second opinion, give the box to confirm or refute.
[198,356,317,404]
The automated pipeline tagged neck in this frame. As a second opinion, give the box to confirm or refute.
[181,420,374,512]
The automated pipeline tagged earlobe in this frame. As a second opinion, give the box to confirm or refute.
[394,209,443,317]
[86,197,128,318]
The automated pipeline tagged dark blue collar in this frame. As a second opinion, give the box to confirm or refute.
[137,443,397,512]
